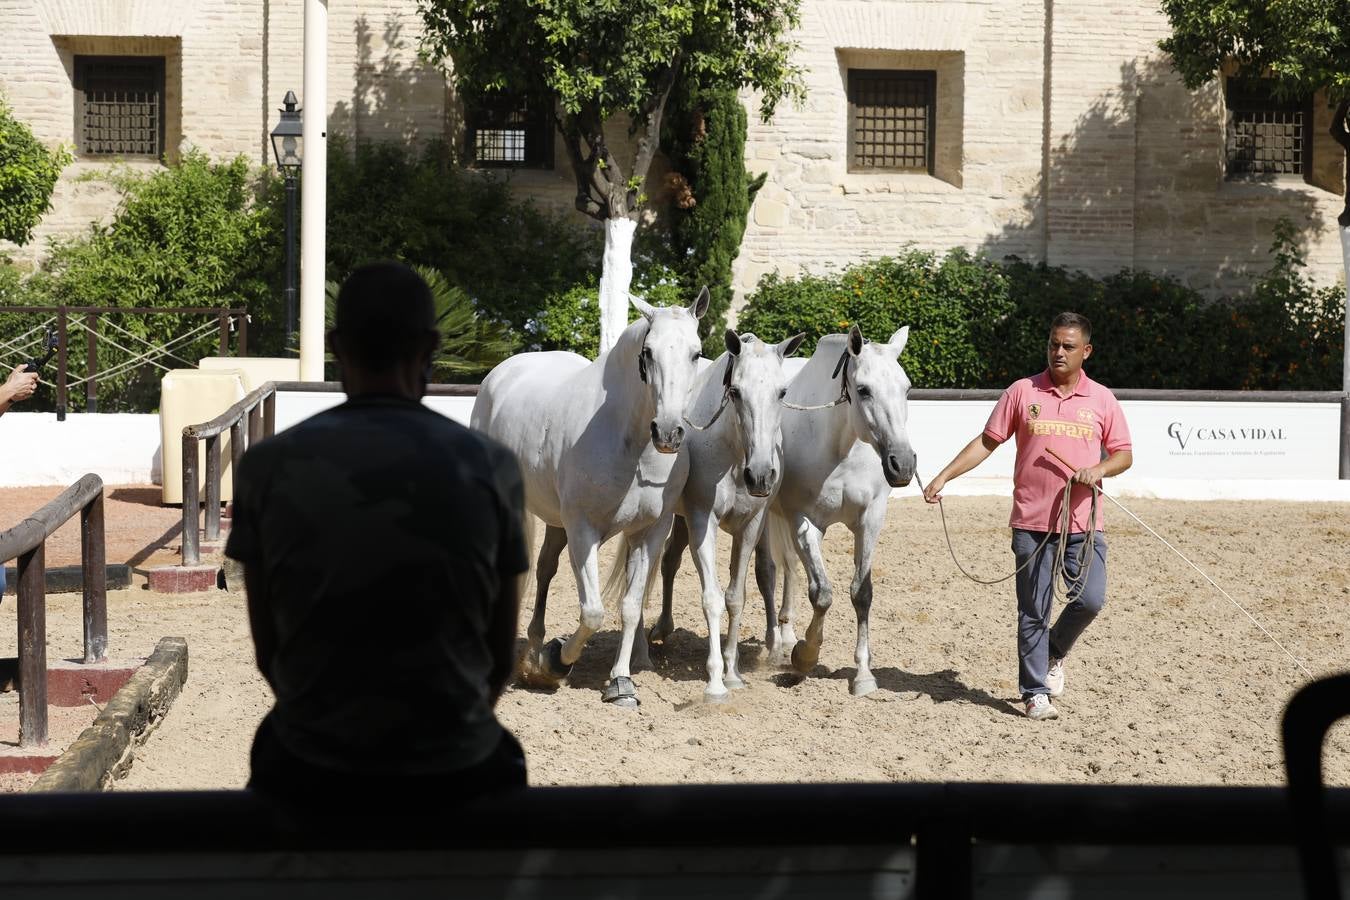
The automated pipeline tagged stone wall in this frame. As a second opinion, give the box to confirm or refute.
[1,0,1344,308]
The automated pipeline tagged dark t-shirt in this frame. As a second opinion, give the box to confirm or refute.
[225,395,529,775]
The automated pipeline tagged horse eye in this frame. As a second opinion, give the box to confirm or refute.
[691,351,701,362]
[728,386,740,399]
[642,346,652,357]
[856,385,872,399]
[778,388,787,400]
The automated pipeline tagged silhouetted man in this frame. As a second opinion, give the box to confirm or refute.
[227,261,528,809]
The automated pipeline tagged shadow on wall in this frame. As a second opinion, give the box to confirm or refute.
[977,57,1327,296]
[328,12,454,151]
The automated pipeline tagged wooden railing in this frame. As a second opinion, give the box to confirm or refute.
[0,305,248,417]
[180,384,277,566]
[0,474,107,748]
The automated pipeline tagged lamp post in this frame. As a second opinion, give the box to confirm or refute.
[270,91,303,354]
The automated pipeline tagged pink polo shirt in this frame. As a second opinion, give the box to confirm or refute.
[983,370,1132,533]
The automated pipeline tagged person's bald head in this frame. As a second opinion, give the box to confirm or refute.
[328,262,438,372]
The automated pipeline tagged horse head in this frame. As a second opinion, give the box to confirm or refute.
[724,329,805,497]
[841,324,917,488]
[631,286,709,453]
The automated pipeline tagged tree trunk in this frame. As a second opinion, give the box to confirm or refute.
[599,216,637,354]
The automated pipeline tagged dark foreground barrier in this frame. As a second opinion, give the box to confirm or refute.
[0,782,1346,898]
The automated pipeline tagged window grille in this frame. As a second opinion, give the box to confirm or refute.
[848,69,935,172]
[1225,80,1309,178]
[466,94,553,168]
[75,57,165,158]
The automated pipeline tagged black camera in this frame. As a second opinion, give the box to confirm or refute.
[22,326,58,377]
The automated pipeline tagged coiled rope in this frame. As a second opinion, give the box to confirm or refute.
[919,449,1314,679]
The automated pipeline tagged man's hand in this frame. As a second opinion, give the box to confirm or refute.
[1072,466,1104,488]
[922,475,946,504]
[2,365,39,404]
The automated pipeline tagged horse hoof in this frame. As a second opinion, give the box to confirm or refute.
[602,675,640,707]
[724,672,747,690]
[543,638,574,680]
[790,641,818,674]
[703,687,730,704]
[851,676,878,697]
[648,621,674,646]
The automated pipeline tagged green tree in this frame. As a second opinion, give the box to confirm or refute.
[663,85,766,356]
[418,0,803,354]
[1159,0,1350,391]
[0,95,71,246]
[36,152,283,410]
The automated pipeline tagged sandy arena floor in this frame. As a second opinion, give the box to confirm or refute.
[3,491,1346,792]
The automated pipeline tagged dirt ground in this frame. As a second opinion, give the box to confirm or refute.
[3,486,1347,793]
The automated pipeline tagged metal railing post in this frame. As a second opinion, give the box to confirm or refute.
[1339,395,1348,479]
[17,542,48,748]
[85,312,98,413]
[248,401,262,447]
[56,307,68,422]
[238,311,248,357]
[218,313,229,357]
[81,491,107,663]
[230,419,246,510]
[204,434,221,542]
[181,434,200,566]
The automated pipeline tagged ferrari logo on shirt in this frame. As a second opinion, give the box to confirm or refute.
[1028,403,1041,419]
[1077,408,1095,423]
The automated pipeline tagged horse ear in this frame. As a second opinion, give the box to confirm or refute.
[848,324,864,357]
[724,329,742,356]
[777,332,806,359]
[630,296,656,321]
[689,286,711,319]
[887,325,910,358]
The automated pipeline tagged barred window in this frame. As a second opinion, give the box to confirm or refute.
[466,94,553,168]
[75,57,165,158]
[1225,79,1310,178]
[848,69,935,173]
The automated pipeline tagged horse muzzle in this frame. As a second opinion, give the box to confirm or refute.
[651,421,685,454]
[743,465,778,498]
[882,447,916,488]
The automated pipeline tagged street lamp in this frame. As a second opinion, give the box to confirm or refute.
[270,90,303,354]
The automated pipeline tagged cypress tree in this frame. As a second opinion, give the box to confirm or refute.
[665,86,766,355]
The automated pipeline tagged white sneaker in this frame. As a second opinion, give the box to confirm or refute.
[1025,693,1059,720]
[1046,656,1065,698]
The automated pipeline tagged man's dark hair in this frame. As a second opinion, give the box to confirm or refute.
[331,262,437,370]
[1049,311,1092,343]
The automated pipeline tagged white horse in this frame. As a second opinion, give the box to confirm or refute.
[471,289,709,706]
[646,329,805,701]
[761,325,916,697]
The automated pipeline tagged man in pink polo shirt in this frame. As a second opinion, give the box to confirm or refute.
[922,312,1132,721]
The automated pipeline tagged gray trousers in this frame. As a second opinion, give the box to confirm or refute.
[1011,529,1108,699]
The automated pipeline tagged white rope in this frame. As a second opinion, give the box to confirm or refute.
[80,315,219,369]
[0,319,56,358]
[1099,490,1314,680]
[64,318,220,386]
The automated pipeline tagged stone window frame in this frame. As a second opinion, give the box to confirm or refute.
[846,68,937,174]
[73,55,167,160]
[1223,77,1313,182]
[465,93,554,169]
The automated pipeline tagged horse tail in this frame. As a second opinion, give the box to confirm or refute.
[601,533,629,612]
[768,511,795,570]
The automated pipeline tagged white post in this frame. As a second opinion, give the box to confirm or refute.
[299,0,328,381]
[598,216,637,355]
[1341,225,1349,395]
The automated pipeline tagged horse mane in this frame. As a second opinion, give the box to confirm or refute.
[786,333,850,404]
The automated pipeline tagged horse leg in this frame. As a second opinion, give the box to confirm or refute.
[684,509,729,701]
[722,509,764,689]
[789,516,832,676]
[558,520,603,674]
[519,524,568,685]
[778,561,801,667]
[650,515,688,646]
[847,504,885,697]
[754,526,778,660]
[604,519,669,708]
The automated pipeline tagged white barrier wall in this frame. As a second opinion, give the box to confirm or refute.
[2,395,1346,502]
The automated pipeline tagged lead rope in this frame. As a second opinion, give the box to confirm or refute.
[918,464,1314,680]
